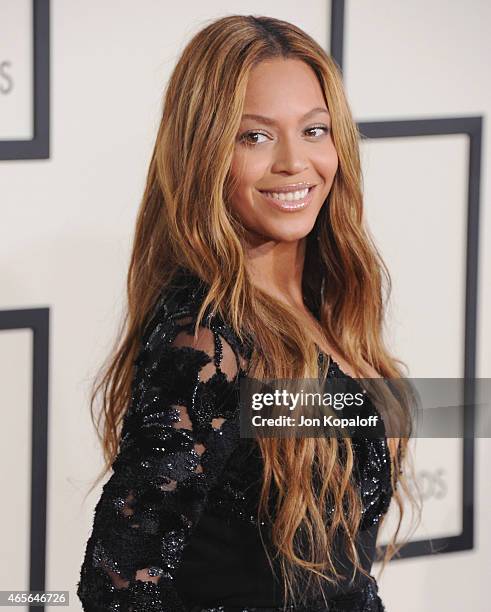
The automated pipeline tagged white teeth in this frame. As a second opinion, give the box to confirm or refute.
[263,188,310,201]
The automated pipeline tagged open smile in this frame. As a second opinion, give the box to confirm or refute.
[257,185,316,212]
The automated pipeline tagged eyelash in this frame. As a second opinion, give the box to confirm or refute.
[238,125,330,146]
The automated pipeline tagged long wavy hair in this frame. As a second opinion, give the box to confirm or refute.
[85,14,421,609]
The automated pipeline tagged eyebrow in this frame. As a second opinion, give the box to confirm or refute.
[241,107,330,126]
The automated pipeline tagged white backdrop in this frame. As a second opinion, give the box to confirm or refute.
[1,1,490,610]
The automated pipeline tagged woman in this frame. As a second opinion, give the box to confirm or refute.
[77,14,415,612]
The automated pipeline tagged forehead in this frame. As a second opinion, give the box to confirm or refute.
[242,58,328,118]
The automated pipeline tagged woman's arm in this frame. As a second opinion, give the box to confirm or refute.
[77,310,242,611]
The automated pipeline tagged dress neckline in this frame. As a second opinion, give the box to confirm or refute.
[316,347,351,379]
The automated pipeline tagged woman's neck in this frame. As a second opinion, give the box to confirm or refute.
[244,236,307,309]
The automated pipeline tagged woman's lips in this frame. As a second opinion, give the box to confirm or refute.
[258,185,316,212]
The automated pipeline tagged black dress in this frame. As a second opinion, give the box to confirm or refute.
[77,268,394,612]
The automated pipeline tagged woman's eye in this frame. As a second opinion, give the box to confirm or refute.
[238,125,330,146]
[239,131,268,146]
[305,125,330,137]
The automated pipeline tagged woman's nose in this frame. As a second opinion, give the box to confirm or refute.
[270,137,309,175]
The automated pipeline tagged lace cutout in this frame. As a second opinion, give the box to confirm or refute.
[77,310,243,611]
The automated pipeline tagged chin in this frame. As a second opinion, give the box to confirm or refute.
[262,221,317,243]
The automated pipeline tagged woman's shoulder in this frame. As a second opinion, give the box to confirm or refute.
[139,268,250,369]
[121,270,248,445]
[145,266,206,320]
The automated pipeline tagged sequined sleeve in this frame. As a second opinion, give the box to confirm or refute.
[77,308,243,612]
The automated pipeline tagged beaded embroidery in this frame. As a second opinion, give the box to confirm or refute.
[77,270,393,611]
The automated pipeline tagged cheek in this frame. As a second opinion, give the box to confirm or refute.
[227,155,252,220]
[229,150,267,203]
[317,143,338,177]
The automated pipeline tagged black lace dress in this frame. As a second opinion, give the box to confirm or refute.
[77,269,394,612]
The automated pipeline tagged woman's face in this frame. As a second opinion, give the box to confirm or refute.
[229,58,338,245]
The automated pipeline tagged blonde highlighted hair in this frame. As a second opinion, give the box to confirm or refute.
[87,14,420,610]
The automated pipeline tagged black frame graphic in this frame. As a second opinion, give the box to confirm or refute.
[0,0,50,160]
[329,0,481,559]
[0,308,50,610]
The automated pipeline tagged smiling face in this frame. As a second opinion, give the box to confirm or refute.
[228,58,338,246]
